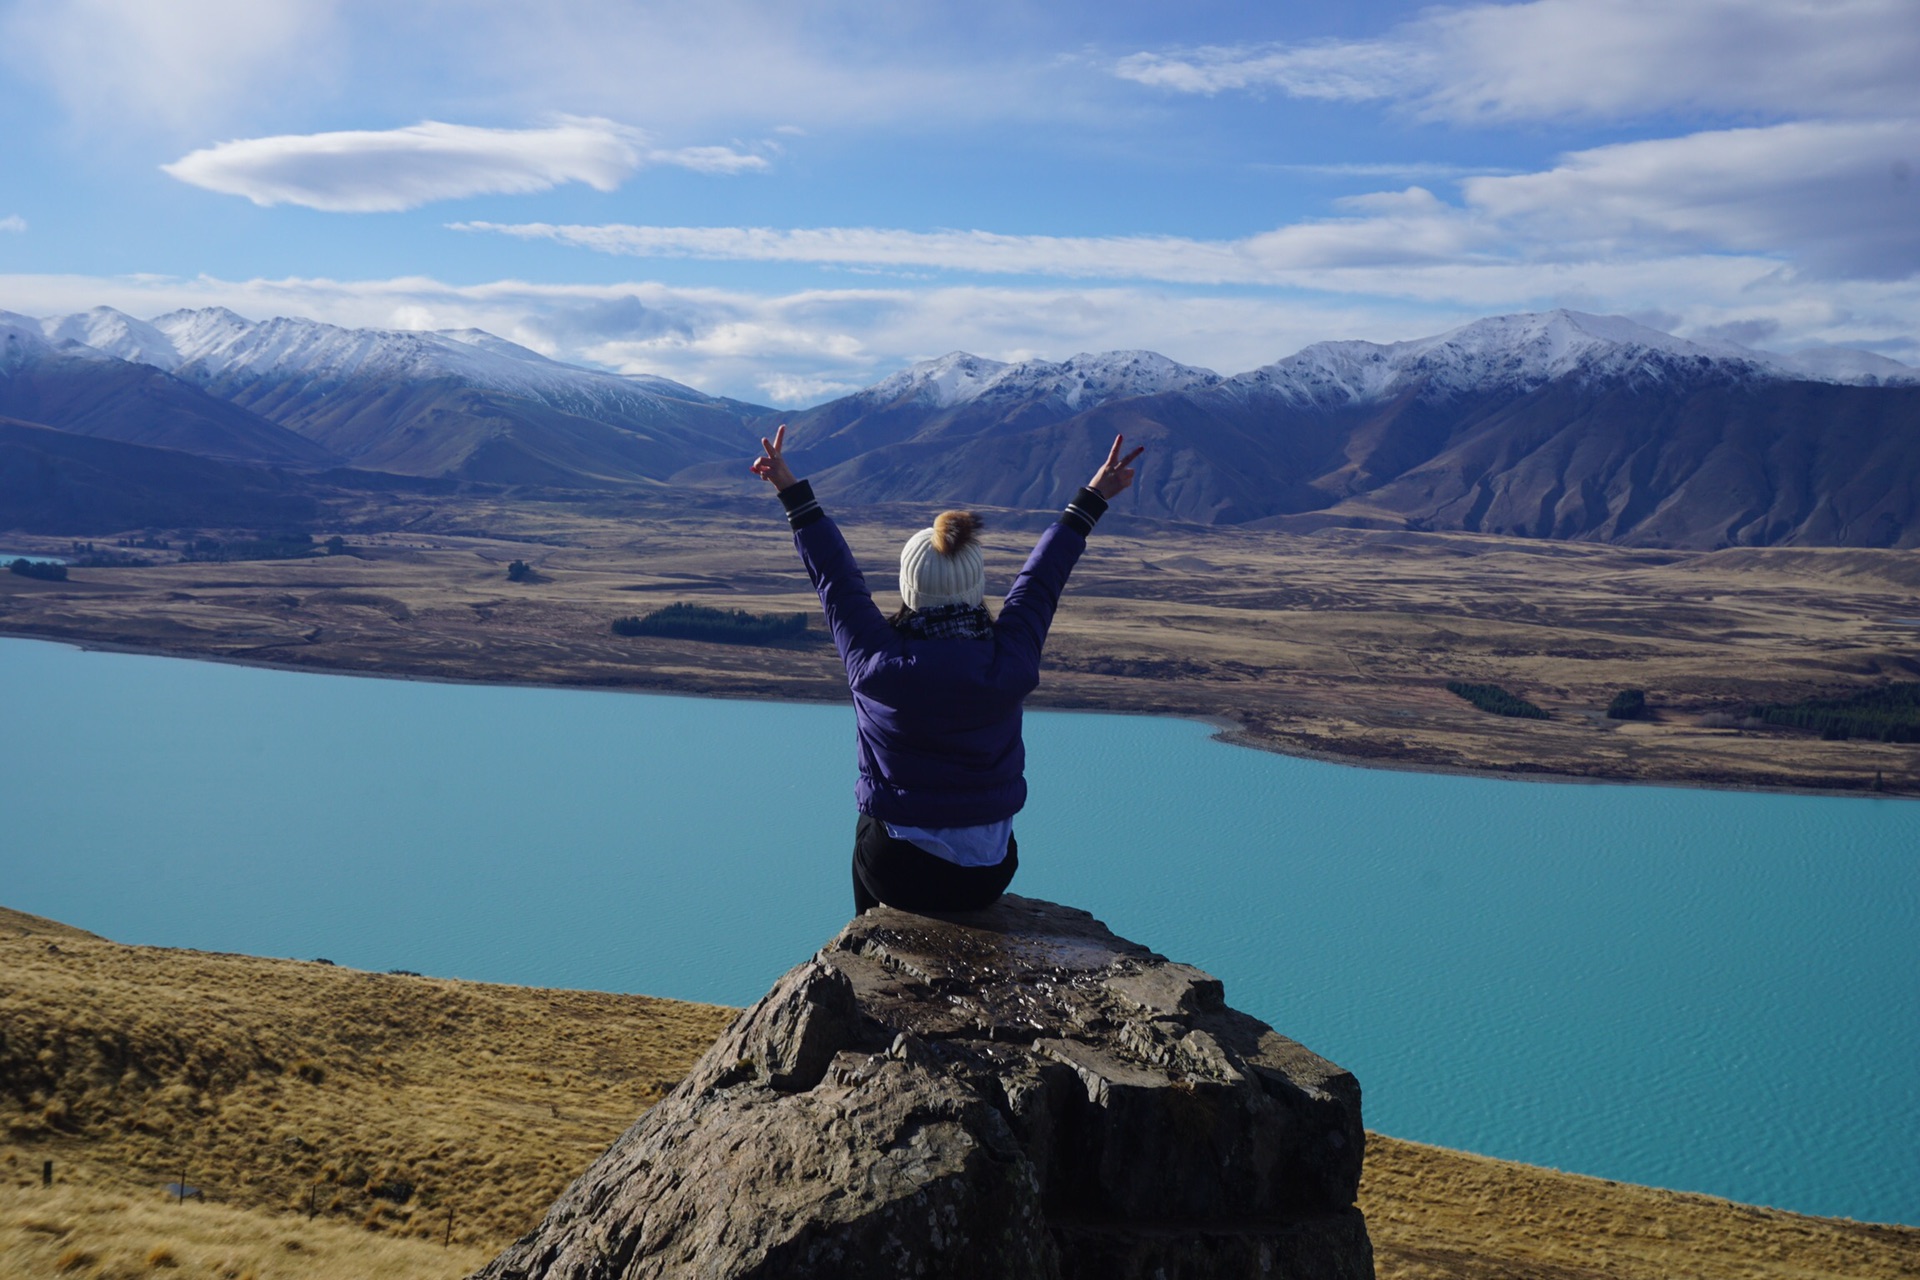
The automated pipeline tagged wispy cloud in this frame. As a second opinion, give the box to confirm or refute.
[1117,0,1920,124]
[162,118,766,212]
[757,372,866,404]
[453,220,1270,282]
[1264,162,1514,181]
[0,215,25,233]
[454,184,1509,283]
[1115,37,1413,103]
[454,115,1920,285]
[6,0,1080,144]
[1,0,339,134]
[1464,118,1920,279]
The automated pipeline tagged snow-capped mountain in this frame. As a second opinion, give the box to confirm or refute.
[3,309,117,372]
[21,306,774,485]
[781,310,1920,546]
[866,349,1222,412]
[1230,310,1915,408]
[37,306,188,370]
[1768,345,1920,386]
[44,306,724,412]
[765,348,1225,476]
[8,303,1918,547]
[2,309,339,467]
[29,305,764,428]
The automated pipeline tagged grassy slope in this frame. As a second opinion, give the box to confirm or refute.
[2,906,1913,1280]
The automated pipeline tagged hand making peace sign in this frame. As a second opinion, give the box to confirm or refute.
[1087,435,1146,500]
[750,423,798,490]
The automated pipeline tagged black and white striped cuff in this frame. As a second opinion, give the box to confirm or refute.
[777,479,825,529]
[1060,487,1109,536]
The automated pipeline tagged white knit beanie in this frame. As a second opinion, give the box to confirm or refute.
[899,511,985,610]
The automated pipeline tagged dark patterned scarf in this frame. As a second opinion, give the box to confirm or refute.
[897,603,994,641]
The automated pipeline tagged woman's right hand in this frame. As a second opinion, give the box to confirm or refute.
[751,423,798,490]
[1087,435,1146,500]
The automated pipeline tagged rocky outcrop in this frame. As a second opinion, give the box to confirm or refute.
[473,897,1371,1280]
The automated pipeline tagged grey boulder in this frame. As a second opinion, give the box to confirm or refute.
[472,896,1372,1279]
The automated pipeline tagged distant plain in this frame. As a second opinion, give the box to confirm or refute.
[3,490,1916,796]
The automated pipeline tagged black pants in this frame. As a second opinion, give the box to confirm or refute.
[852,814,1018,914]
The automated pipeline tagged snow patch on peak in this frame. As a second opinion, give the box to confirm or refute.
[866,348,1219,411]
[869,352,1010,409]
[1771,345,1920,386]
[2,309,118,371]
[434,327,565,366]
[151,307,258,363]
[41,307,183,370]
[1243,309,1783,406]
[1040,349,1222,408]
[0,310,54,372]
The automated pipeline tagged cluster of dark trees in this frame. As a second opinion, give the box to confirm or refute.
[1445,680,1551,719]
[1750,683,1920,742]
[612,601,810,646]
[7,557,67,581]
[507,559,534,582]
[1607,689,1648,720]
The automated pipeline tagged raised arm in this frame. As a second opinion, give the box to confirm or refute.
[753,425,896,666]
[997,435,1145,662]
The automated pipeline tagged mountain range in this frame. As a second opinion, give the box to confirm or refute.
[3,305,1917,548]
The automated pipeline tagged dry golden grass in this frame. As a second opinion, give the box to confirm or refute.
[3,904,1915,1279]
[0,905,733,1254]
[1362,1135,1918,1280]
[4,493,1916,795]
[5,1162,492,1280]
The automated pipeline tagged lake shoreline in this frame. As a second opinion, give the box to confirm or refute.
[4,624,1906,803]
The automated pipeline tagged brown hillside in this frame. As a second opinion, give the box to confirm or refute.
[2,909,1914,1279]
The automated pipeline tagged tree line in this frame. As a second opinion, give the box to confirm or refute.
[7,558,67,581]
[1750,683,1920,742]
[612,602,810,646]
[1445,680,1551,719]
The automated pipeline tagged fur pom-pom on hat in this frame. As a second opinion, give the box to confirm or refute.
[900,510,986,611]
[930,510,981,556]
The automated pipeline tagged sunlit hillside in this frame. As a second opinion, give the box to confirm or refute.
[3,905,1914,1280]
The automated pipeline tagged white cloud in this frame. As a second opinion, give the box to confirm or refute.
[1266,162,1513,181]
[455,220,1261,281]
[453,197,1498,283]
[648,146,769,176]
[162,118,765,212]
[0,215,25,233]
[1115,37,1413,102]
[1,0,338,134]
[1464,118,1920,278]
[1117,0,1920,124]
[7,0,1082,143]
[757,373,865,405]
[459,116,1920,283]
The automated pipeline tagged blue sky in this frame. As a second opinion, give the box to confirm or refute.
[0,0,1915,404]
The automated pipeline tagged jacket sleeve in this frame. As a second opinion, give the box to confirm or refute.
[995,486,1110,669]
[779,480,896,672]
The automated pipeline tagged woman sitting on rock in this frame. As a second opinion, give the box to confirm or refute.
[752,425,1143,915]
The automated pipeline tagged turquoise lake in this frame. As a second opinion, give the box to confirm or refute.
[1,636,1915,1225]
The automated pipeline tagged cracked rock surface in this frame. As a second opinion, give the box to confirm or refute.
[471,896,1372,1280]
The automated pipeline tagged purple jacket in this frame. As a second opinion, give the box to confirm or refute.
[778,481,1109,827]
